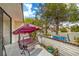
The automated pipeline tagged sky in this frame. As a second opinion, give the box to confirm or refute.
[23,3,40,18]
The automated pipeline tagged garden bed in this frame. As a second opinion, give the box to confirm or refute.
[40,43,59,56]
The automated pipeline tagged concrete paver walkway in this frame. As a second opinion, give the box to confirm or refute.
[3,42,52,56]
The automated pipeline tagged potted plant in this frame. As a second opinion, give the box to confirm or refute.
[47,46,55,53]
[46,46,59,56]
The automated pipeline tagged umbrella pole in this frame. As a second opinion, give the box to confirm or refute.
[18,34,20,41]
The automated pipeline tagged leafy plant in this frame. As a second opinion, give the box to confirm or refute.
[68,4,79,22]
[47,46,55,53]
[60,27,67,32]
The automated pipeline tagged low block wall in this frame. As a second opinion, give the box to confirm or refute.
[38,36,79,56]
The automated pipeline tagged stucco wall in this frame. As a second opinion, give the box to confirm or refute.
[0,3,23,44]
[0,8,3,56]
[0,3,23,31]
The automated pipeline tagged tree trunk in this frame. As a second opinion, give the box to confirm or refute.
[45,19,48,35]
[45,27,47,35]
[55,18,59,35]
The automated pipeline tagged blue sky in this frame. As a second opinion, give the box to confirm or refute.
[23,3,40,18]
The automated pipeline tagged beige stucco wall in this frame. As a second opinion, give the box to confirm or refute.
[0,3,23,31]
[3,13,10,45]
[0,3,23,43]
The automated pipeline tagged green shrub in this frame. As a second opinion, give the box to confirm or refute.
[71,25,79,32]
[24,18,43,27]
[46,33,51,36]
[60,27,67,32]
[24,18,33,24]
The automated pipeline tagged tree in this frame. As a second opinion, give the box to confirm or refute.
[40,4,52,35]
[34,4,49,35]
[24,18,33,24]
[40,3,69,35]
[68,3,79,22]
[24,18,43,27]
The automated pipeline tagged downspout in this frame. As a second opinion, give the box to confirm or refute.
[21,3,25,24]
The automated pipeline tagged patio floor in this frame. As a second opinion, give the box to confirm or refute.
[3,42,52,56]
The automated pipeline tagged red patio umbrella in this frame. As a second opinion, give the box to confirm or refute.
[13,24,41,35]
[12,24,41,55]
